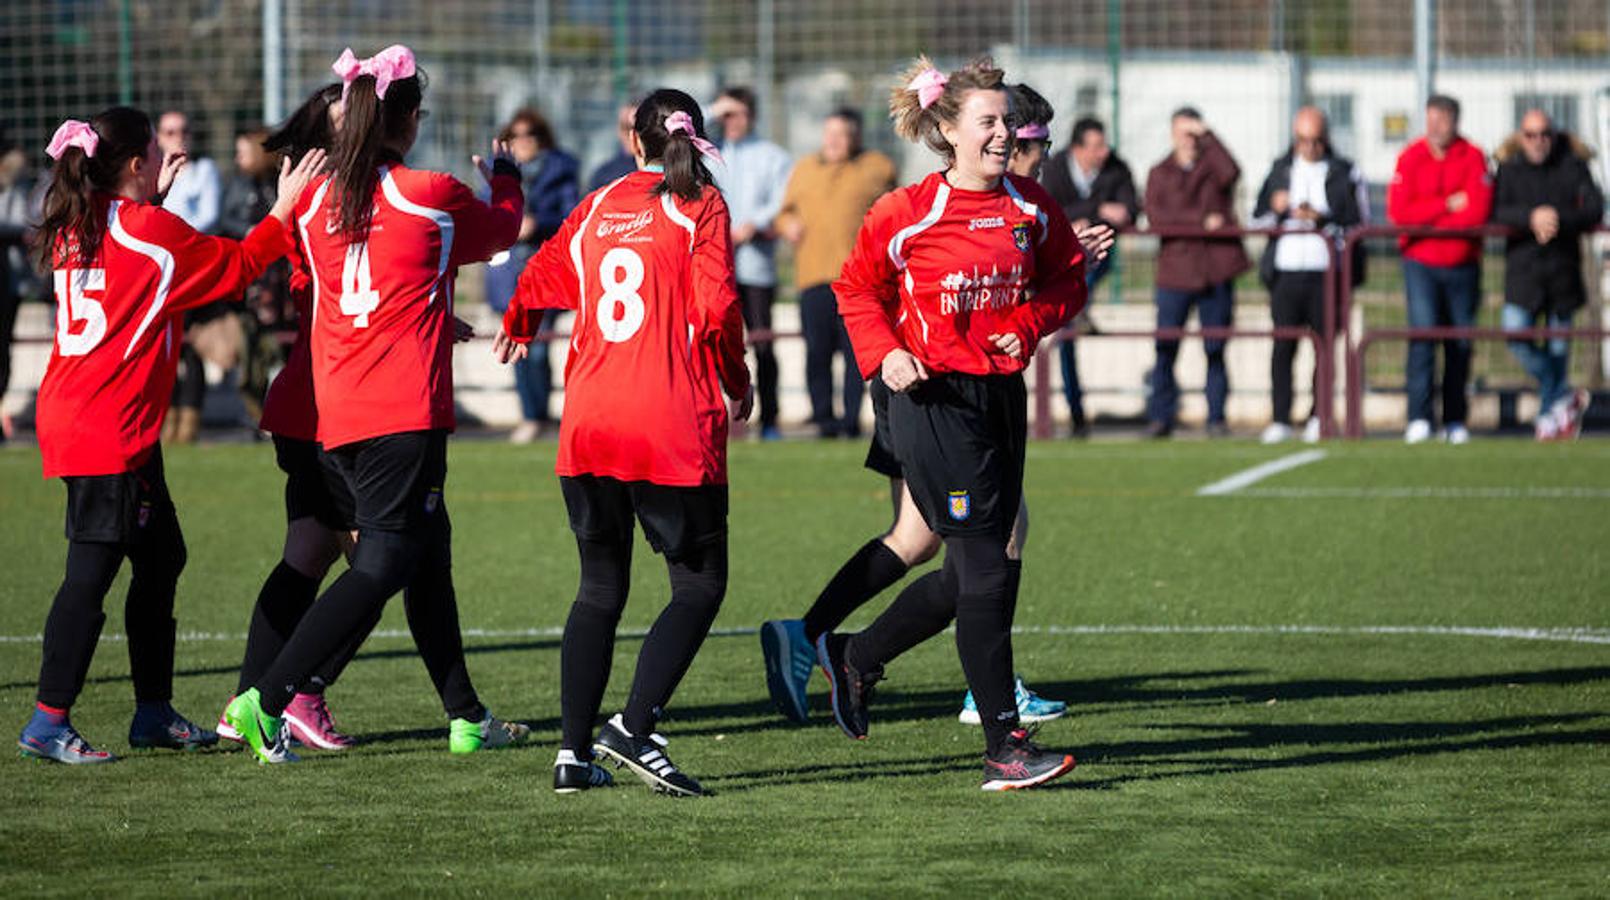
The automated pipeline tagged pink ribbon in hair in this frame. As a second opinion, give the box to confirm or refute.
[1015,123,1050,141]
[46,120,99,160]
[664,111,723,164]
[908,68,949,110]
[332,44,417,100]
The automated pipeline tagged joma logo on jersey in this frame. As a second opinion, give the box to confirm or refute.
[947,491,970,521]
[596,209,655,240]
[968,216,1005,231]
[1012,222,1031,251]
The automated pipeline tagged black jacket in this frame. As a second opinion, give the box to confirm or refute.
[1252,148,1368,287]
[1491,133,1604,315]
[1040,151,1139,228]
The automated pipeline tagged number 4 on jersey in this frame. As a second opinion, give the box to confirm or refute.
[341,242,380,328]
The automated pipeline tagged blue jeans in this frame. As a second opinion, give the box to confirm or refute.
[1502,303,1572,412]
[1150,281,1233,425]
[486,244,558,424]
[1058,252,1113,426]
[1403,260,1479,426]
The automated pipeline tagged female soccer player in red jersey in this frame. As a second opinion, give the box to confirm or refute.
[822,57,1086,790]
[224,45,529,764]
[17,108,323,765]
[760,81,1113,736]
[493,88,752,796]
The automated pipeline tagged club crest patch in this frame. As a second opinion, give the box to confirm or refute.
[424,488,442,514]
[1012,222,1031,252]
[947,490,971,521]
[137,501,152,528]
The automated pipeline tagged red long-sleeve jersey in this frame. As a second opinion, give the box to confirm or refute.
[503,170,748,486]
[1387,136,1493,267]
[257,237,316,440]
[297,163,522,449]
[835,171,1086,381]
[37,197,292,478]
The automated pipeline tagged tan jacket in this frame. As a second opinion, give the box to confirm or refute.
[775,150,897,289]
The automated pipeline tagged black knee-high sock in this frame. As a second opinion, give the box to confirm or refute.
[402,559,483,722]
[948,536,1018,755]
[846,569,953,674]
[237,561,321,694]
[561,537,632,754]
[305,605,384,694]
[254,531,417,717]
[37,542,122,709]
[623,542,728,736]
[124,508,186,704]
[802,539,909,643]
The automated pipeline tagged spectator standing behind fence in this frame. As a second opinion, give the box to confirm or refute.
[774,108,896,438]
[1143,108,1249,439]
[1386,95,1492,445]
[1040,117,1137,437]
[158,110,225,444]
[1492,109,1603,441]
[0,128,43,443]
[711,86,793,440]
[1251,106,1368,445]
[483,108,580,443]
[218,127,289,423]
[588,103,638,191]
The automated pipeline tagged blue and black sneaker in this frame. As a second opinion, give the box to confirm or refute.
[959,676,1067,725]
[18,709,115,765]
[760,619,814,723]
[128,702,219,751]
[817,632,880,741]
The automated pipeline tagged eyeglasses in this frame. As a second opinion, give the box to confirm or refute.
[1521,130,1552,140]
[508,129,537,139]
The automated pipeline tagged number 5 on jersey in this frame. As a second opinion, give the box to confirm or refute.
[597,247,645,343]
[341,242,380,328]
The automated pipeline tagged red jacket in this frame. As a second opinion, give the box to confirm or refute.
[834,171,1086,381]
[504,171,748,486]
[297,163,522,449]
[37,197,291,478]
[1387,136,1493,267]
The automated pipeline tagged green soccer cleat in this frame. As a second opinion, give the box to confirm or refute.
[223,689,298,765]
[448,713,531,754]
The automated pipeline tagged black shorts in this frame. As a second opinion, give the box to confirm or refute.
[275,436,346,531]
[560,475,727,560]
[63,448,180,545]
[318,430,449,534]
[863,376,903,479]
[885,373,1027,538]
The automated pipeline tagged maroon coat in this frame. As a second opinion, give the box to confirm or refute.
[1144,132,1251,292]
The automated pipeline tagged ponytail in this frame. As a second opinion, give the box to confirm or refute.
[326,48,424,242]
[264,83,343,166]
[888,55,1006,163]
[633,89,719,202]
[34,107,153,270]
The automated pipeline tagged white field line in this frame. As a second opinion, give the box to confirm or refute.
[1,623,1608,645]
[1232,486,1610,500]
[1195,449,1328,496]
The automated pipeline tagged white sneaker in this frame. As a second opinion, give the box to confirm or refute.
[509,421,540,444]
[1536,409,1561,442]
[1259,423,1293,445]
[1301,417,1322,444]
[1443,423,1470,445]
[1404,419,1433,444]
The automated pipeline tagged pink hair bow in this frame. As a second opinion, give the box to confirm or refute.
[46,120,99,160]
[1015,123,1050,141]
[908,68,949,110]
[664,111,723,165]
[332,44,417,100]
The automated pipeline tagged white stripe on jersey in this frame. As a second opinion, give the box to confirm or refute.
[110,201,177,361]
[659,192,696,250]
[886,183,949,271]
[295,181,333,326]
[379,167,454,305]
[1001,178,1049,244]
[568,179,622,352]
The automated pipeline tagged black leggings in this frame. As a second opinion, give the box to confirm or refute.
[37,525,188,710]
[560,536,727,754]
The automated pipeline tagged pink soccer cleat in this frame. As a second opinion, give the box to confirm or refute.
[282,692,356,751]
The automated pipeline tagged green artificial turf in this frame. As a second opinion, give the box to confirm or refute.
[1,438,1607,897]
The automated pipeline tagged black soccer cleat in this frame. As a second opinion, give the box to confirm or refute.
[553,749,615,794]
[980,728,1077,791]
[816,632,880,741]
[592,714,706,798]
